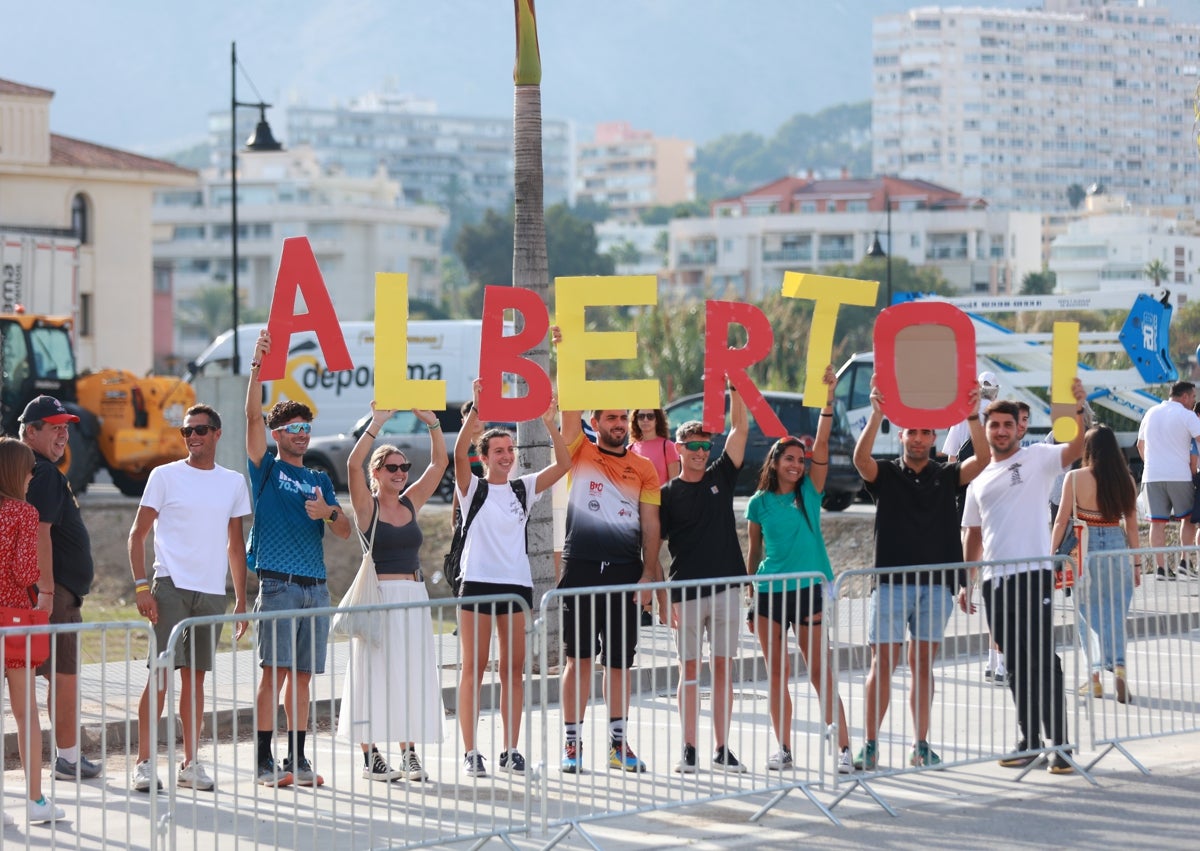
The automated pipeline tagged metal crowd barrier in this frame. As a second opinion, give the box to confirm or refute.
[828,556,1091,817]
[0,619,156,850]
[1077,545,1200,773]
[535,570,843,847]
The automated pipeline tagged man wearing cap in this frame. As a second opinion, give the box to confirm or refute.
[244,330,350,787]
[657,387,749,775]
[18,395,102,780]
[942,371,1000,462]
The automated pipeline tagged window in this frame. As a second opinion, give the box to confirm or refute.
[71,194,90,244]
[78,294,93,337]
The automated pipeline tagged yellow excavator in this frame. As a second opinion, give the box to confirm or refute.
[0,310,193,495]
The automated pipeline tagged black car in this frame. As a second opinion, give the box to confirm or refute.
[663,390,861,510]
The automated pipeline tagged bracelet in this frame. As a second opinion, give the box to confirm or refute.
[365,430,378,439]
[37,590,53,597]
[809,458,829,465]
[966,414,979,422]
[428,421,442,430]
[250,360,261,369]
[820,412,833,418]
[1076,407,1085,415]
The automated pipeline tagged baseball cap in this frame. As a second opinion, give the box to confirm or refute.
[18,395,80,425]
[978,371,999,389]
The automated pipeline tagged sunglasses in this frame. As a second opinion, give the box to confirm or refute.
[276,422,312,434]
[682,440,712,452]
[381,462,413,473]
[635,412,657,420]
[180,425,215,437]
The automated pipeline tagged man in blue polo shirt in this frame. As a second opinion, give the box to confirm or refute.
[245,329,351,786]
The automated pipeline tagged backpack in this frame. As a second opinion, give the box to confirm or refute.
[443,478,527,596]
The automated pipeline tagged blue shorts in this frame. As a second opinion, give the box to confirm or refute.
[254,577,330,674]
[868,583,954,645]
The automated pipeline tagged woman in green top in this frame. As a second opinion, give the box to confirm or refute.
[745,365,851,774]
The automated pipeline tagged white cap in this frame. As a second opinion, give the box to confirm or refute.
[978,371,999,389]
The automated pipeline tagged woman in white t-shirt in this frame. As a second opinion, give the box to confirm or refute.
[454,379,571,778]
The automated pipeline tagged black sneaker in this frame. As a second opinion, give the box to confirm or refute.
[998,742,1042,769]
[712,745,747,773]
[499,749,526,776]
[675,743,698,774]
[1047,753,1075,775]
[1157,566,1178,581]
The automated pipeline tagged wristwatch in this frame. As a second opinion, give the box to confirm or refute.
[328,508,339,523]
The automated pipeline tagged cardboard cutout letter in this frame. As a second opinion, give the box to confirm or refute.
[782,272,879,407]
[373,272,447,410]
[702,301,784,436]
[873,302,976,429]
[259,237,352,380]
[1051,321,1081,442]
[478,285,552,421]
[555,275,659,410]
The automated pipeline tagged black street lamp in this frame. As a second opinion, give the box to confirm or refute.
[230,41,282,374]
[866,192,893,309]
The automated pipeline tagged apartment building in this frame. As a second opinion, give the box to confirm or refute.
[209,90,572,213]
[668,175,1040,301]
[872,0,1200,210]
[1049,212,1200,293]
[153,145,447,360]
[576,122,695,222]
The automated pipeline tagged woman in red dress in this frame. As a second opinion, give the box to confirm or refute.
[0,437,64,824]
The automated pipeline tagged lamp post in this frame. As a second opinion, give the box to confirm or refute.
[866,192,893,308]
[230,41,282,374]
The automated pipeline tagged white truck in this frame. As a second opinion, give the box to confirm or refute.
[1,232,79,318]
[835,289,1173,477]
[187,320,493,438]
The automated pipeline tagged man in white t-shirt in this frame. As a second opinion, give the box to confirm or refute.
[127,404,253,793]
[961,388,1086,776]
[1137,381,1200,580]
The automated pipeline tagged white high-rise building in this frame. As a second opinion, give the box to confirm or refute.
[872,0,1200,211]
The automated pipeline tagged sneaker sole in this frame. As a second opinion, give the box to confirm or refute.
[609,762,646,772]
[561,763,580,774]
[257,772,294,787]
[132,781,162,793]
[55,769,101,781]
[674,764,698,774]
[293,774,324,787]
[364,771,404,782]
[715,763,748,773]
[499,765,526,776]
[178,780,215,791]
[998,757,1040,769]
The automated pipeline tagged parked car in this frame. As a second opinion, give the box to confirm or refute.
[303,408,464,498]
[662,390,861,510]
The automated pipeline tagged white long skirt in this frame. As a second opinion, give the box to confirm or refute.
[335,579,445,745]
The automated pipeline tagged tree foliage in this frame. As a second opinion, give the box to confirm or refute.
[1067,183,1086,209]
[1145,259,1169,287]
[1021,270,1056,295]
[696,102,871,200]
[177,283,267,340]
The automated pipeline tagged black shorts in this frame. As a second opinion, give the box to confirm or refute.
[756,585,824,630]
[459,580,534,615]
[558,558,642,668]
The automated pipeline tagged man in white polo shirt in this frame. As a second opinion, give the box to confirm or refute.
[1137,381,1200,580]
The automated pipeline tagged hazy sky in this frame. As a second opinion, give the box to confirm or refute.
[4,0,1197,155]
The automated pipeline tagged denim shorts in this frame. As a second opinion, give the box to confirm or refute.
[254,578,330,674]
[868,582,954,644]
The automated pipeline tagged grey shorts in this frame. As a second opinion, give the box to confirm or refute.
[1144,480,1194,521]
[149,576,227,671]
[672,588,741,663]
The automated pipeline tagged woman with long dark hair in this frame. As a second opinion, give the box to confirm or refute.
[744,367,852,773]
[0,437,64,823]
[1051,425,1141,703]
[629,409,680,486]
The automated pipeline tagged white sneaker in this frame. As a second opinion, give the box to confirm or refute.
[766,747,794,771]
[837,747,853,775]
[177,761,215,791]
[132,759,162,793]
[27,797,65,823]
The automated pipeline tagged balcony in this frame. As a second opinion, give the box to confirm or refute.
[926,246,969,260]
[762,247,813,263]
[817,246,855,262]
[677,250,717,265]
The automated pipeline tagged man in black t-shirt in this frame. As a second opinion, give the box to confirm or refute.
[849,377,987,772]
[18,395,102,781]
[658,387,748,775]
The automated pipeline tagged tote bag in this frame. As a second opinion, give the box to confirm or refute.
[330,502,384,646]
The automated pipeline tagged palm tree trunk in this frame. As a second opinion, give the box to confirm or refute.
[511,0,557,667]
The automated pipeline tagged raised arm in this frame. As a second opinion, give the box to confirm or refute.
[853,373,883,483]
[725,385,749,468]
[348,402,391,528]
[454,381,482,497]
[402,409,449,511]
[809,364,836,494]
[535,392,572,494]
[245,330,270,466]
[958,382,989,484]
[1059,378,1088,468]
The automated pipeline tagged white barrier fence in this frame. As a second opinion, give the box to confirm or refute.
[1,553,1198,849]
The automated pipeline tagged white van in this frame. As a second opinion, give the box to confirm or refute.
[188,321,490,438]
